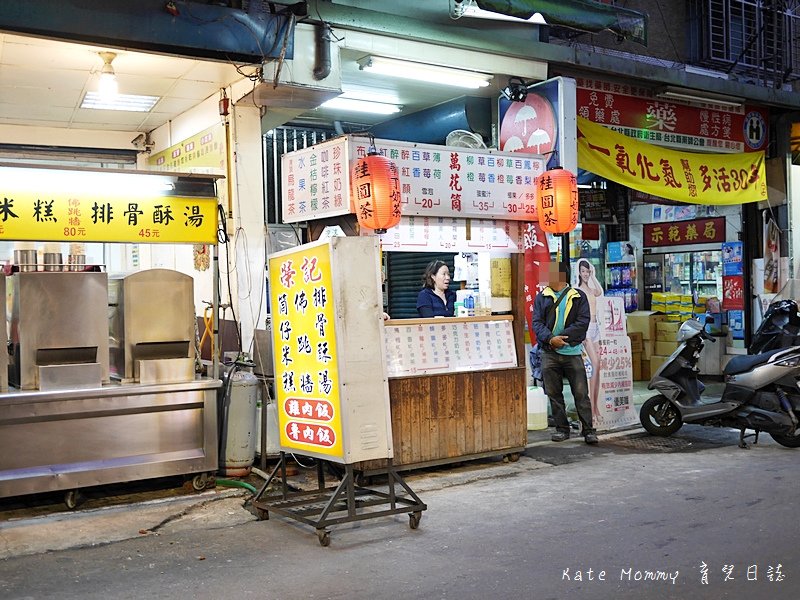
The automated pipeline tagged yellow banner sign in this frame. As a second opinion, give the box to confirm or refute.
[577,116,767,205]
[148,123,226,174]
[0,191,218,244]
[269,242,344,460]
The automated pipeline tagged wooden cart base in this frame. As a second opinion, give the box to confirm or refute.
[252,452,427,546]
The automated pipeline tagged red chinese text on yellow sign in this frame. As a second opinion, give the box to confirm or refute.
[577,116,767,205]
[268,243,344,460]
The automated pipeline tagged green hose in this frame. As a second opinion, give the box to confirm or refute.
[216,478,257,494]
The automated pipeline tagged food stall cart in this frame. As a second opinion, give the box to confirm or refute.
[0,163,222,507]
[278,135,539,475]
[253,236,426,546]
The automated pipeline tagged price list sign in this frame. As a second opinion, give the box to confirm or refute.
[269,242,344,459]
[594,296,638,431]
[384,319,517,377]
[354,138,546,222]
[0,166,217,244]
[281,137,350,224]
[371,216,526,253]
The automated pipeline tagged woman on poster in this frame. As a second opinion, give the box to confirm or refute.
[576,258,604,420]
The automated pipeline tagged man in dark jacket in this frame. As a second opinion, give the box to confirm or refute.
[532,262,598,444]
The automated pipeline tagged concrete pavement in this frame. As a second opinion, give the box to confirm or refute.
[1,424,798,600]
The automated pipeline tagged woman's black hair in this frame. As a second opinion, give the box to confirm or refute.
[422,260,448,289]
[576,258,591,281]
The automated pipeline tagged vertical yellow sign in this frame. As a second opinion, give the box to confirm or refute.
[269,242,343,459]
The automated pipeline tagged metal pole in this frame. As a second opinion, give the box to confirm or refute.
[212,242,220,380]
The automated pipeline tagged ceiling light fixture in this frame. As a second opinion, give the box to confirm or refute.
[320,96,402,115]
[97,51,118,98]
[656,86,744,109]
[81,92,160,112]
[357,56,493,89]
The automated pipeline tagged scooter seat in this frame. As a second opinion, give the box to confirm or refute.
[723,347,786,375]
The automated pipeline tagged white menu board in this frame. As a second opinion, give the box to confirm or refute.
[370,216,525,253]
[281,137,350,224]
[353,137,546,222]
[280,135,546,224]
[384,319,517,377]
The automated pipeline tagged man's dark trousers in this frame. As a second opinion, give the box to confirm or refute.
[542,351,595,435]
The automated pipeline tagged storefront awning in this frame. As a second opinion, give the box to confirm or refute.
[576,117,767,205]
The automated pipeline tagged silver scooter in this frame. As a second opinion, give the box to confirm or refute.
[641,319,800,448]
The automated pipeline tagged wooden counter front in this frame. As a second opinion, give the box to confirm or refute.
[380,367,527,470]
[360,314,527,474]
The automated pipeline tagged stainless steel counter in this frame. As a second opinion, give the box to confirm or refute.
[0,378,220,499]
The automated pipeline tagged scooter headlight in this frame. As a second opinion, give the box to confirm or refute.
[775,355,800,367]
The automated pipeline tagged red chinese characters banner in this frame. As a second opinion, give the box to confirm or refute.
[577,117,767,205]
[523,221,551,342]
[576,77,768,153]
[643,217,725,248]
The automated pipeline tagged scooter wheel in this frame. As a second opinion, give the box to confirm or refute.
[640,395,683,436]
[769,432,800,448]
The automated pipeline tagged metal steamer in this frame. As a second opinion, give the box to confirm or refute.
[0,268,220,503]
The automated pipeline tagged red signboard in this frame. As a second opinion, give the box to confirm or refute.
[643,217,725,248]
[576,77,768,153]
[722,275,745,310]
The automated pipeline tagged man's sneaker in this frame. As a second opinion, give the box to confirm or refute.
[584,432,599,445]
[551,431,570,442]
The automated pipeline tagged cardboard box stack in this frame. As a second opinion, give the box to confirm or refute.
[652,292,709,324]
[650,320,682,378]
[628,331,644,380]
[626,310,666,380]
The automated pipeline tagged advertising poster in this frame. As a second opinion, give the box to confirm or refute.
[764,217,780,293]
[574,257,605,424]
[268,243,344,460]
[722,275,745,310]
[498,76,578,174]
[593,296,638,431]
[607,241,636,263]
[722,241,744,276]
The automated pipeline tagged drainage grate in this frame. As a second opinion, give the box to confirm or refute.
[607,433,724,453]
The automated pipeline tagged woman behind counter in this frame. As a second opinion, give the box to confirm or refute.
[416,260,456,318]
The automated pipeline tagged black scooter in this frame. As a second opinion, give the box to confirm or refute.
[749,298,800,354]
[640,319,800,449]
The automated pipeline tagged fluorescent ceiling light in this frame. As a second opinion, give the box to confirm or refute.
[321,97,402,115]
[656,87,743,109]
[81,92,160,112]
[358,56,493,89]
[0,165,176,194]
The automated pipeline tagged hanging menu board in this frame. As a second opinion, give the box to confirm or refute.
[281,137,350,224]
[281,135,546,224]
[384,318,517,377]
[370,216,525,253]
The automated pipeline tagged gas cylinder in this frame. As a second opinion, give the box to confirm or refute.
[219,366,260,477]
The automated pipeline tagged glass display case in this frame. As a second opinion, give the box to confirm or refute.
[642,254,665,310]
[665,251,722,298]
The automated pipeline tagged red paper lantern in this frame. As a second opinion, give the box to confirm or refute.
[352,151,402,233]
[535,167,579,234]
